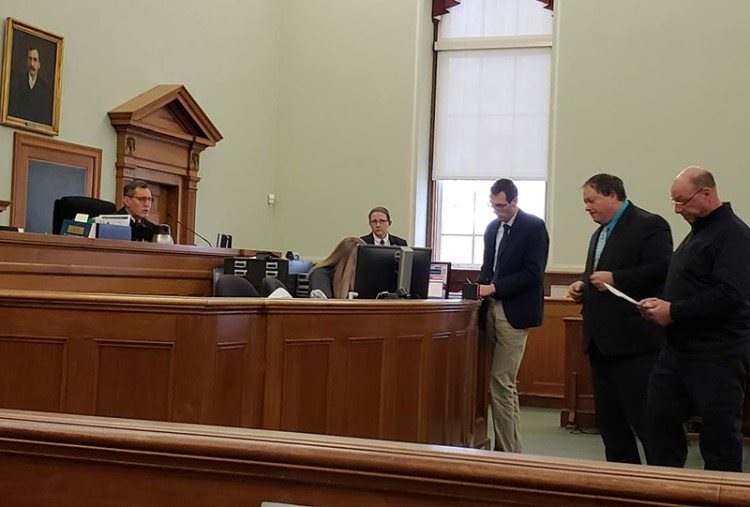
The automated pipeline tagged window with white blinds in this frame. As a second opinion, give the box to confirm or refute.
[432,0,553,266]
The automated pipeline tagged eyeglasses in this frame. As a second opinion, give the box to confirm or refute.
[370,219,389,225]
[670,188,705,206]
[128,196,153,204]
[488,202,509,210]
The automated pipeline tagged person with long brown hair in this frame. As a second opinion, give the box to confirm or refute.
[309,236,364,298]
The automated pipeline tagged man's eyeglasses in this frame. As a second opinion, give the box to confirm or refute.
[488,202,509,210]
[670,188,705,207]
[128,196,154,204]
[370,219,389,225]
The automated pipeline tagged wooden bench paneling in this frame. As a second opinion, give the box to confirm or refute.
[0,290,479,447]
[0,410,748,507]
[0,231,268,296]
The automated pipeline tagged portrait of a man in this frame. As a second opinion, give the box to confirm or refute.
[8,46,54,125]
[1,18,64,135]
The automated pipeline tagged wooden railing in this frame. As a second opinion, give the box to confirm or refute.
[0,409,747,506]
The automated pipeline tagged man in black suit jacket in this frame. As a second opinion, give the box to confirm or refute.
[478,179,549,453]
[360,206,407,246]
[568,174,672,464]
[117,180,158,242]
[8,48,53,125]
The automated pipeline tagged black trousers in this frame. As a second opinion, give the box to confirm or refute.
[645,347,750,472]
[589,344,659,464]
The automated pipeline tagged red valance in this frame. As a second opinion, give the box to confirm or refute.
[434,1,552,20]
[537,0,554,10]
[432,0,460,18]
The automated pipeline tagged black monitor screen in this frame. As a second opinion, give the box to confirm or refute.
[353,245,433,299]
[409,247,433,299]
[353,245,402,299]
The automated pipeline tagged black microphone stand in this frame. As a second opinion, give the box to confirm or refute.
[167,213,213,247]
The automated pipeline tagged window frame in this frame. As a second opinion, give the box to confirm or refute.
[427,4,553,268]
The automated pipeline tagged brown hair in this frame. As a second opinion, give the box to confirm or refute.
[583,174,627,201]
[311,236,365,298]
[368,206,391,223]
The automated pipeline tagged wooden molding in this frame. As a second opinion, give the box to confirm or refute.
[10,132,102,230]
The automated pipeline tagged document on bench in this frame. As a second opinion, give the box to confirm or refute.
[603,282,640,306]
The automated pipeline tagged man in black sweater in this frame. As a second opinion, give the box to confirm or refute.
[640,167,750,472]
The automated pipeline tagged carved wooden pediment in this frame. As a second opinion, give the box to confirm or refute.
[109,85,222,147]
[108,85,222,244]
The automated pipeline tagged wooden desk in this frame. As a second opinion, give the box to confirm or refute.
[0,231,267,296]
[1,409,748,507]
[0,290,479,446]
[520,298,581,407]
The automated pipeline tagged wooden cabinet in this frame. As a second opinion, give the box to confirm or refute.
[519,298,581,407]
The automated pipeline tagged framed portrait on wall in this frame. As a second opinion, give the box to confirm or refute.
[0,18,64,136]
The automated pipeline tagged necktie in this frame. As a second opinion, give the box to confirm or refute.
[493,223,511,272]
[593,227,608,268]
[379,239,385,245]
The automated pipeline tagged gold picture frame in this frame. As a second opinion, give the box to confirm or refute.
[0,18,64,136]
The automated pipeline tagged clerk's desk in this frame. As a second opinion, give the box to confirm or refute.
[0,230,270,296]
[0,290,480,447]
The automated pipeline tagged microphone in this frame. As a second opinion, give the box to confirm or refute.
[167,212,212,247]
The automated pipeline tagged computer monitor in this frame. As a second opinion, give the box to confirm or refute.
[52,196,116,235]
[408,247,433,299]
[354,245,411,299]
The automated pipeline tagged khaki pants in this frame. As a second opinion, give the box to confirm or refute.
[486,299,528,453]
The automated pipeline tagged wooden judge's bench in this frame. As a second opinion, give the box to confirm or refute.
[0,230,245,296]
[0,231,480,447]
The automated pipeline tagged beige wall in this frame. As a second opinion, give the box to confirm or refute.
[549,0,750,270]
[2,0,749,267]
[0,0,282,249]
[0,0,432,259]
[272,0,433,257]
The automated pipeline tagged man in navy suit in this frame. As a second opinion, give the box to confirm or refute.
[478,178,549,452]
[568,174,672,464]
[360,206,407,246]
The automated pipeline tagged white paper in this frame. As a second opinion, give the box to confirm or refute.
[95,214,131,227]
[427,281,444,299]
[267,287,293,299]
[603,282,640,306]
[73,213,89,222]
